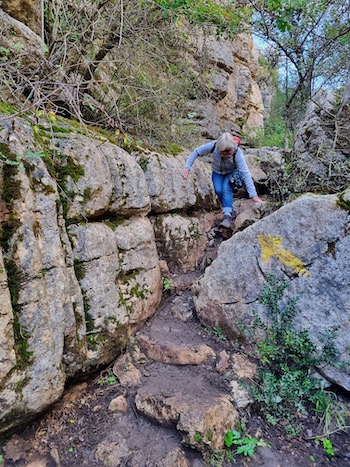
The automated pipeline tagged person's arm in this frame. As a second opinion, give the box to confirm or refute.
[235,149,263,202]
[182,141,216,179]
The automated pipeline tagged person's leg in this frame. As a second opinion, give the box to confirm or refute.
[212,171,223,208]
[212,172,233,219]
[221,175,234,216]
[212,172,233,216]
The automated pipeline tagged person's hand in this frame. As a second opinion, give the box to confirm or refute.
[251,196,265,203]
[182,168,190,179]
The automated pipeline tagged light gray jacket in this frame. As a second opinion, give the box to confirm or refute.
[184,140,257,198]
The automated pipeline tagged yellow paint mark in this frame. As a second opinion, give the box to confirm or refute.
[258,234,310,276]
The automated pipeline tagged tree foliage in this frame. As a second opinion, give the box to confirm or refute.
[251,0,350,147]
[153,0,250,37]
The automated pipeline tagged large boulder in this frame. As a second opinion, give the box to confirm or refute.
[152,212,218,273]
[0,116,162,433]
[51,132,151,220]
[136,151,219,213]
[135,368,238,452]
[193,191,350,390]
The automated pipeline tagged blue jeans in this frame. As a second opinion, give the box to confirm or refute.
[212,171,234,216]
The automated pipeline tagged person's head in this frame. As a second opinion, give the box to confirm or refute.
[216,132,237,158]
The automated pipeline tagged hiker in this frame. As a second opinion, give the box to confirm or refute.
[181,132,264,228]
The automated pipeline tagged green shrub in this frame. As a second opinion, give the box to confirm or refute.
[252,273,349,436]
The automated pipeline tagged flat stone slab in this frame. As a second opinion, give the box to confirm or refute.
[135,365,238,451]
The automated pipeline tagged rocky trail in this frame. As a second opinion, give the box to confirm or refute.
[2,207,350,467]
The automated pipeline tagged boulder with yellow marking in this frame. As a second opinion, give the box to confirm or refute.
[193,191,350,390]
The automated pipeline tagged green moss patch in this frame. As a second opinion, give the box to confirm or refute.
[54,153,85,185]
[336,189,350,212]
[0,143,22,253]
[0,101,18,115]
[5,259,33,370]
[158,142,183,155]
[73,259,86,282]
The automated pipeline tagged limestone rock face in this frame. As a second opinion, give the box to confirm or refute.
[137,152,218,213]
[193,192,350,390]
[0,128,82,432]
[0,1,42,36]
[186,31,264,140]
[293,87,350,193]
[68,216,162,367]
[54,134,151,220]
[0,251,16,385]
[0,9,46,101]
[0,117,162,433]
[152,212,218,273]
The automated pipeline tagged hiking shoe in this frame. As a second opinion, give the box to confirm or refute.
[219,215,232,229]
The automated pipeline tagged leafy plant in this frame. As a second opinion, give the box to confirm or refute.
[0,148,21,166]
[24,151,46,159]
[315,438,334,457]
[251,273,349,436]
[207,428,270,465]
[209,451,225,467]
[162,277,174,292]
[224,429,270,456]
[97,370,116,386]
[212,326,227,341]
[0,47,10,62]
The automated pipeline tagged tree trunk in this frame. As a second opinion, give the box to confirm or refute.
[284,106,292,151]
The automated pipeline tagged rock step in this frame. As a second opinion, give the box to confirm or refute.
[136,333,216,365]
[106,282,258,464]
[134,365,239,452]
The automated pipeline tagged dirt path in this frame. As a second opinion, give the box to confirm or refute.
[2,223,350,467]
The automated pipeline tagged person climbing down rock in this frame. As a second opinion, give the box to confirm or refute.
[182,132,264,229]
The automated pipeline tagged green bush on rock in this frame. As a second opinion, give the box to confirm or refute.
[251,274,349,437]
